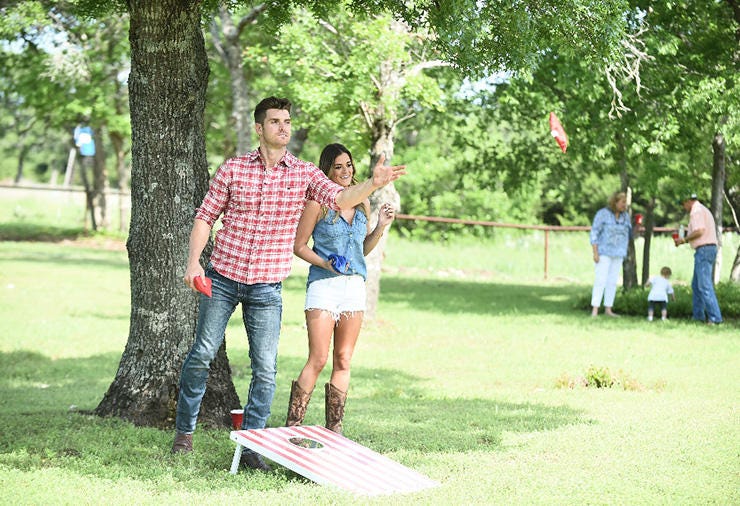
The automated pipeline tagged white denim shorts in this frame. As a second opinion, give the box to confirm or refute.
[305,275,367,320]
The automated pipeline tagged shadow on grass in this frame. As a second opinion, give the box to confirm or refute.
[380,275,586,316]
[0,351,584,490]
[0,222,87,242]
[0,243,129,271]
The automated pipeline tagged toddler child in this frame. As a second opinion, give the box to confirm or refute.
[645,266,675,321]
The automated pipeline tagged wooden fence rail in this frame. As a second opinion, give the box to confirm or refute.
[394,213,681,280]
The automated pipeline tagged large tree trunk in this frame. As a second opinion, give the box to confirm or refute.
[365,120,400,320]
[617,133,638,289]
[711,132,725,283]
[13,142,30,184]
[96,1,239,428]
[640,196,656,286]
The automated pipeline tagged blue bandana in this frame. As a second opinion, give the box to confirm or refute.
[328,254,349,273]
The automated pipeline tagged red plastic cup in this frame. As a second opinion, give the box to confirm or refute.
[671,232,679,240]
[635,213,643,225]
[230,409,243,429]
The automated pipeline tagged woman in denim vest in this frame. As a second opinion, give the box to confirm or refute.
[590,191,632,317]
[286,143,395,434]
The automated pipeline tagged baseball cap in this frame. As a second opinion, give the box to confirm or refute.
[678,193,698,204]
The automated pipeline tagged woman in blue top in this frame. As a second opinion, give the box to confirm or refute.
[286,143,395,434]
[590,191,631,317]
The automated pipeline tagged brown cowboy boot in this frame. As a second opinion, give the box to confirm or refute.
[171,432,193,454]
[285,380,313,426]
[324,382,347,434]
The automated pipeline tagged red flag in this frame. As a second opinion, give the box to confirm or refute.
[549,112,568,153]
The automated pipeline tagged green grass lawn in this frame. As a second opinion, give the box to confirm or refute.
[0,236,738,505]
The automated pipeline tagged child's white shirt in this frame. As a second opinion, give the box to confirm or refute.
[647,276,674,302]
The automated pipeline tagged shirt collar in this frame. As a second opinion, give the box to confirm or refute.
[246,148,297,169]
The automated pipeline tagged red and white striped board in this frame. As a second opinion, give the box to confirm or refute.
[229,425,439,496]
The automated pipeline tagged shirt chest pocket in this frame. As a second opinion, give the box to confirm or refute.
[232,184,261,213]
[255,184,306,215]
[283,186,307,212]
[353,211,368,230]
[315,216,347,241]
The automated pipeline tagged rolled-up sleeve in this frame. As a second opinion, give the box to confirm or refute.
[306,164,343,211]
[195,164,230,226]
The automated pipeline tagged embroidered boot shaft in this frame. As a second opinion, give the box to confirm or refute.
[324,382,347,434]
[286,380,313,426]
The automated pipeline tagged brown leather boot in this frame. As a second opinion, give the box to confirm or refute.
[285,380,313,426]
[171,432,193,454]
[324,382,347,434]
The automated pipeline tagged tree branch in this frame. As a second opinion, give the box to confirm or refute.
[604,27,653,119]
[209,17,226,61]
[236,3,267,35]
[406,59,450,77]
[359,101,374,129]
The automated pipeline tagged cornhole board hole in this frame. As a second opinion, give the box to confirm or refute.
[229,425,439,496]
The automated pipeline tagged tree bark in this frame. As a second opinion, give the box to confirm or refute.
[640,196,656,286]
[365,119,400,320]
[13,142,29,184]
[96,0,239,428]
[617,132,638,289]
[211,5,264,156]
[711,132,726,283]
[12,115,36,184]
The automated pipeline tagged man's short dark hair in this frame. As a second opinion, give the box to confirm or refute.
[254,97,292,125]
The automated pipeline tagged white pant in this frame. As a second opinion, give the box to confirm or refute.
[591,255,623,308]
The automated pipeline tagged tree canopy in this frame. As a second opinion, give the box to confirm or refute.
[1,0,738,427]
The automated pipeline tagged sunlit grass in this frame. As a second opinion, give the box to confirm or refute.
[0,237,738,505]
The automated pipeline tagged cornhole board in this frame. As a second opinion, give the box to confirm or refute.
[229,425,439,496]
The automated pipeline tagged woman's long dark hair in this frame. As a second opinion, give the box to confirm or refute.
[318,143,368,218]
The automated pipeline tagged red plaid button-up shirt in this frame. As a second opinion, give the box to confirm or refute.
[195,149,343,284]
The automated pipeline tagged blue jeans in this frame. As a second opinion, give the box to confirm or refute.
[691,245,722,324]
[175,267,282,434]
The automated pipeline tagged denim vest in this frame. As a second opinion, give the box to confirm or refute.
[307,208,368,284]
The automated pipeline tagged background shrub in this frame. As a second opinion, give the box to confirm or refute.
[577,281,740,319]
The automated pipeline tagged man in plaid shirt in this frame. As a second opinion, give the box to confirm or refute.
[171,97,405,471]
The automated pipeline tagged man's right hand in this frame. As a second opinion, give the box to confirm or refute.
[184,263,205,291]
